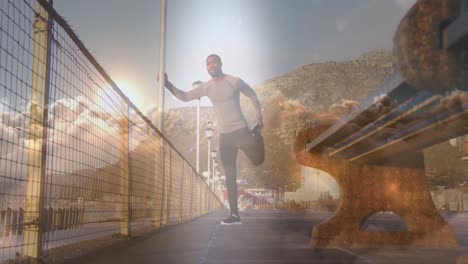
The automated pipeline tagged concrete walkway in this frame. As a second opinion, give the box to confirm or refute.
[65,210,468,264]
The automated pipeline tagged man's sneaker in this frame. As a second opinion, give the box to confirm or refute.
[250,122,262,137]
[221,214,242,225]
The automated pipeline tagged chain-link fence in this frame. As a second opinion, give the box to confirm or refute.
[0,0,223,263]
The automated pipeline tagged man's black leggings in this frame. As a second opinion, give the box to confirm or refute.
[219,126,264,216]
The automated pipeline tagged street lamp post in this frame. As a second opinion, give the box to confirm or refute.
[211,154,217,190]
[215,170,221,194]
[284,185,288,202]
[205,121,214,184]
[279,187,282,203]
[193,81,202,173]
[156,0,167,132]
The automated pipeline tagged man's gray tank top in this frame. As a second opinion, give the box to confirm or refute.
[171,75,250,133]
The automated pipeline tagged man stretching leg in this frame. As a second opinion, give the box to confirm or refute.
[162,54,264,225]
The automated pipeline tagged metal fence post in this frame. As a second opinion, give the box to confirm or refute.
[22,0,53,260]
[160,142,168,226]
[200,186,203,215]
[209,191,212,211]
[168,148,173,223]
[201,183,204,215]
[203,187,207,214]
[190,171,193,218]
[153,135,162,228]
[179,163,184,222]
[119,114,130,237]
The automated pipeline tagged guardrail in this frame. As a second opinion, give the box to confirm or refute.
[0,0,223,263]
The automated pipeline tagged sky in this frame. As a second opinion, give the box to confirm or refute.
[53,0,416,112]
[0,0,418,187]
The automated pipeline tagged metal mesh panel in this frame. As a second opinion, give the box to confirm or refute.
[168,152,181,224]
[0,1,223,263]
[42,11,129,262]
[128,109,163,231]
[1,0,38,261]
[181,165,191,222]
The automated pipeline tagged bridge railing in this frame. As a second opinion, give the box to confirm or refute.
[0,0,223,263]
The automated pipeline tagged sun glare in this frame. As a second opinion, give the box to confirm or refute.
[115,79,143,110]
[95,79,144,114]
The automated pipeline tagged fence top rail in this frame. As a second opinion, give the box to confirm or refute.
[35,0,214,188]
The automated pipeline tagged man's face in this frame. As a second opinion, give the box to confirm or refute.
[206,56,222,77]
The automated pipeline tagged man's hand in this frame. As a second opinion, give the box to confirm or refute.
[256,112,264,129]
[157,73,170,86]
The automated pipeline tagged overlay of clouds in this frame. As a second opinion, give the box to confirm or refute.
[46,97,125,173]
[0,95,139,178]
[0,144,28,197]
[0,111,25,128]
[47,95,90,125]
[0,122,20,159]
[0,117,28,191]
[53,114,120,173]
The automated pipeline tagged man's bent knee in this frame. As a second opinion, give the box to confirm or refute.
[250,152,264,166]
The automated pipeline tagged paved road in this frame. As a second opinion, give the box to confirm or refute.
[64,210,468,264]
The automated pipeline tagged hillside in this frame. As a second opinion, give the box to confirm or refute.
[253,49,393,111]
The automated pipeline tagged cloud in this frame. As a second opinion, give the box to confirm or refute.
[46,109,122,173]
[0,121,28,192]
[0,146,28,189]
[48,95,89,125]
[0,122,20,159]
[0,111,25,128]
[41,93,141,173]
[0,95,142,178]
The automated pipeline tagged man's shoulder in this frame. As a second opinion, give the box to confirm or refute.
[224,75,245,88]
[198,80,211,89]
[224,74,241,82]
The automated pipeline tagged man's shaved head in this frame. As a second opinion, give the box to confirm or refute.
[207,54,222,65]
[206,54,224,78]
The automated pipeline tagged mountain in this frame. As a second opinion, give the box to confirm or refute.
[252,49,393,111]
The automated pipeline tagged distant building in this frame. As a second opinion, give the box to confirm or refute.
[284,167,340,202]
[431,188,468,212]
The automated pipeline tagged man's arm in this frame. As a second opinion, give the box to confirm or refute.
[163,74,206,102]
[239,79,263,128]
